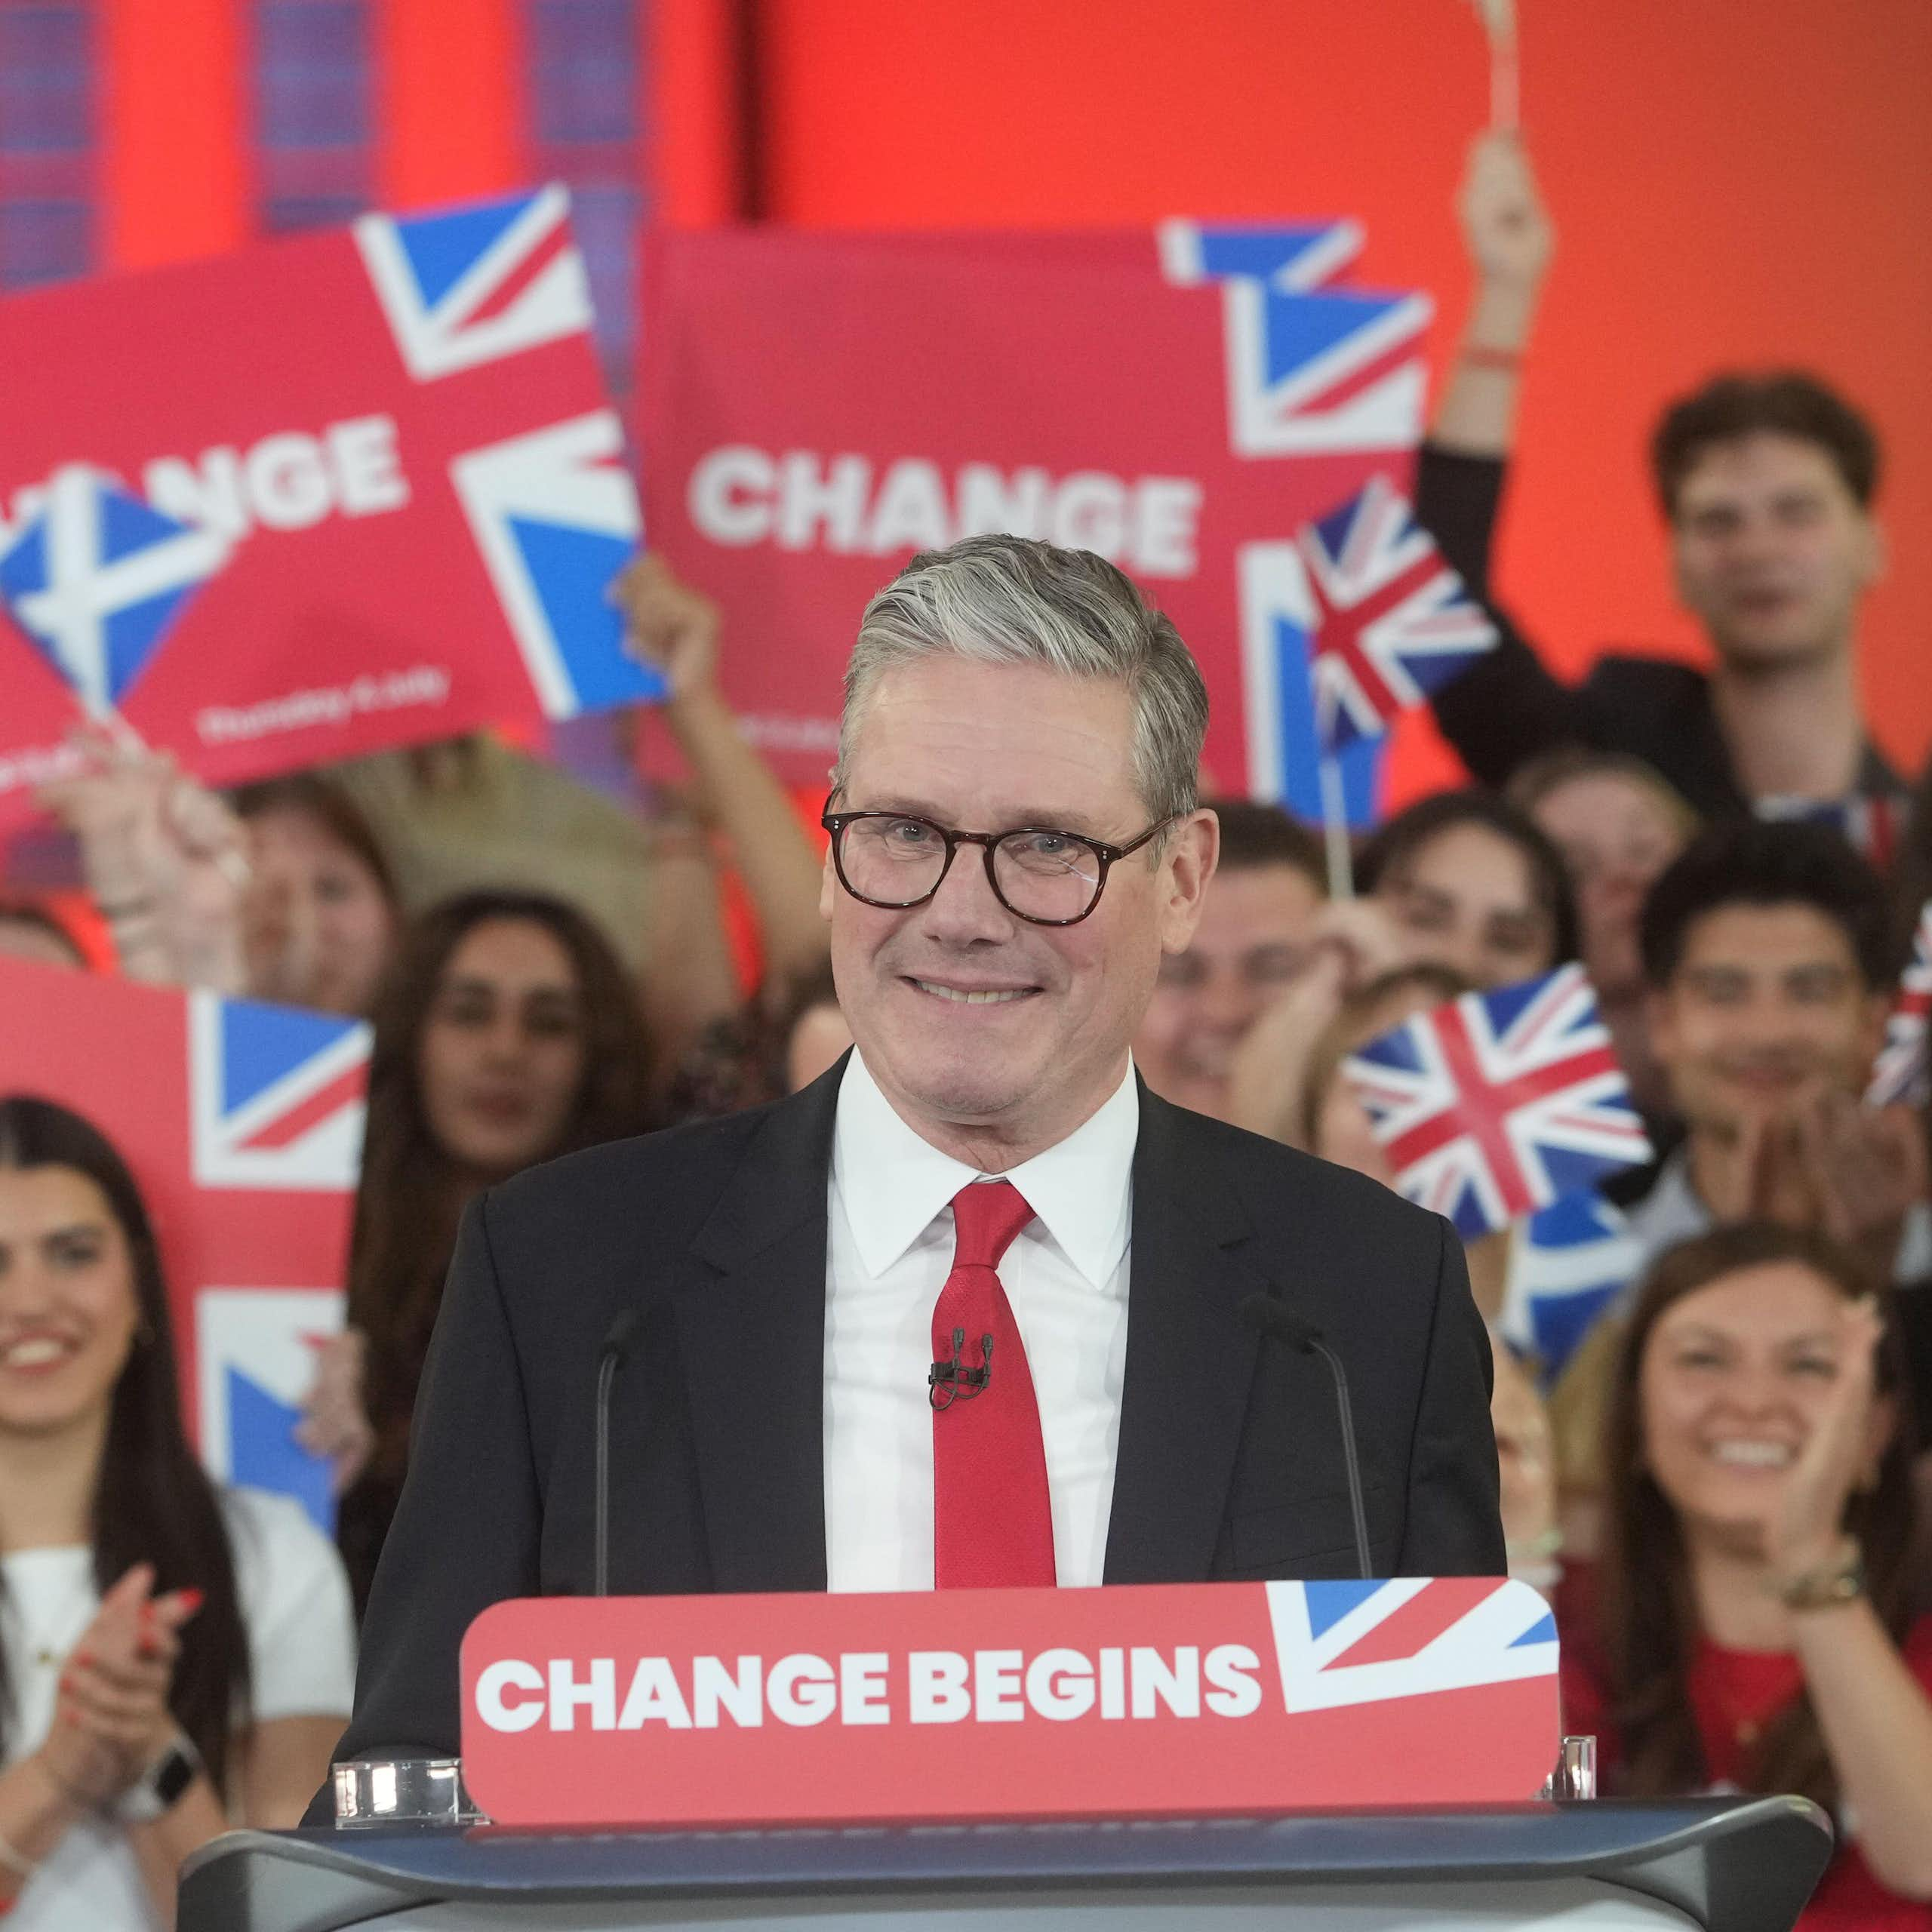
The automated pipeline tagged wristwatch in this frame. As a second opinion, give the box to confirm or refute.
[118,1731,202,1823]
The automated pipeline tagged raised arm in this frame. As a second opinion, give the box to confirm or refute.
[1430,131,1552,461]
[1419,134,1598,788]
[617,558,831,1028]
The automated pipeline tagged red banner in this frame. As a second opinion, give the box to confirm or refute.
[638,225,1429,821]
[0,188,658,827]
[461,1577,1558,1829]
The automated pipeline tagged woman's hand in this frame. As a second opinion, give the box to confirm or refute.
[1764,1295,1887,1583]
[32,1565,202,1809]
[295,1329,376,1492]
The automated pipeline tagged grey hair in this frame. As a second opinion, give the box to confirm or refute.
[833,534,1209,826]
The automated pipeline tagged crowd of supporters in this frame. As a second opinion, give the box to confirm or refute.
[1,131,1930,1927]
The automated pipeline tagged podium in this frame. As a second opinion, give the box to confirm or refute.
[183,1580,1830,1927]
[180,1798,1831,1930]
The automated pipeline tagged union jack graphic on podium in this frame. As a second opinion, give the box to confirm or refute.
[355,186,593,383]
[1343,964,1653,1240]
[1266,1577,1556,1714]
[0,961,368,1530]
[1869,899,1932,1108]
[0,466,229,715]
[1291,475,1497,751]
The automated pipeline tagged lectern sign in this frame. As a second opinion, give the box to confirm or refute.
[461,1577,1558,1829]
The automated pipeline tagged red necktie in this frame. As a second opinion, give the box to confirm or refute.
[931,1180,1056,1589]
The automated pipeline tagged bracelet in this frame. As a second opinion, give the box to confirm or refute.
[1772,1537,1866,1611]
[1460,344,1523,372]
[0,1831,34,1881]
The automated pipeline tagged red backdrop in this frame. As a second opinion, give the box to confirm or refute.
[659,0,1932,804]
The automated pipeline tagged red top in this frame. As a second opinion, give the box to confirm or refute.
[1558,1589,1932,1930]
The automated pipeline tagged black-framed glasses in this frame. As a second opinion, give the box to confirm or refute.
[821,805,1173,928]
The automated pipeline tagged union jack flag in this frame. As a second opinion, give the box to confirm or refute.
[1266,1577,1555,1715]
[1500,1192,1643,1386]
[1218,279,1432,457]
[1342,964,1653,1241]
[189,993,370,1191]
[355,185,593,383]
[1289,475,1498,751]
[1869,899,1931,1108]
[1756,791,1903,872]
[1157,217,1362,293]
[0,961,369,1527]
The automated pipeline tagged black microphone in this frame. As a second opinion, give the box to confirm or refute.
[1240,1294,1372,1581]
[593,1309,641,1598]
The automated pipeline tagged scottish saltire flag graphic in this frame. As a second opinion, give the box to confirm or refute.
[1500,1193,1643,1385]
[196,1290,343,1533]
[1157,218,1362,293]
[1217,278,1432,457]
[1288,475,1498,751]
[451,410,663,717]
[189,992,370,1192]
[1757,791,1903,872]
[1238,540,1383,828]
[1343,964,1654,1241]
[1266,1577,1555,1714]
[356,185,593,383]
[0,466,229,713]
[1869,899,1932,1108]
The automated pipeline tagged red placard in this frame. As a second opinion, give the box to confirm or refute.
[0,188,656,827]
[637,225,1428,822]
[0,957,367,1527]
[461,1578,1558,1829]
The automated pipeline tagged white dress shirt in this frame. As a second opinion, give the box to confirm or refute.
[823,1050,1137,1592]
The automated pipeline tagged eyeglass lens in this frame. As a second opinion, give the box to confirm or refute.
[838,817,1103,921]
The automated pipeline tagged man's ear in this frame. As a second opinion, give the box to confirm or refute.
[1158,809,1220,955]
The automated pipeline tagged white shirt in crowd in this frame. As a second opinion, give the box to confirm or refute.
[0,1487,356,1932]
[823,1049,1137,1592]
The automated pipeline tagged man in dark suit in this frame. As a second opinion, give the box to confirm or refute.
[328,534,1502,1771]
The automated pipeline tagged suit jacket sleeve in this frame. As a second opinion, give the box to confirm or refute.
[307,1192,543,1812]
[1414,443,1603,789]
[1395,1215,1506,1576]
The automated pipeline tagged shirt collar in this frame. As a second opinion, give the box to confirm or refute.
[832,1050,1138,1290]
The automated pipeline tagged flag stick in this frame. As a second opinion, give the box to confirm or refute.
[1318,752,1355,900]
[1490,31,1520,130]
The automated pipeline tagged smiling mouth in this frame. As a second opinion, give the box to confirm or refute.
[907,979,1035,1006]
[1706,1439,1796,1469]
[0,1337,75,1371]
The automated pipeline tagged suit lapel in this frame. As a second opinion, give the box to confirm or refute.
[1104,1088,1270,1583]
[672,1061,844,1592]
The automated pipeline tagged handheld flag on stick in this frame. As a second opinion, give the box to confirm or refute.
[1869,900,1931,1109]
[0,466,230,757]
[1342,963,1652,1241]
[1277,473,1498,895]
[1466,0,1520,130]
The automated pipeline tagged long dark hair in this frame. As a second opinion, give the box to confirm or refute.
[347,891,654,1482]
[0,1098,248,1794]
[1356,786,1582,970]
[1598,1222,1918,1810]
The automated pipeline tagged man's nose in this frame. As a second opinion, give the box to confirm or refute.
[918,845,1018,943]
